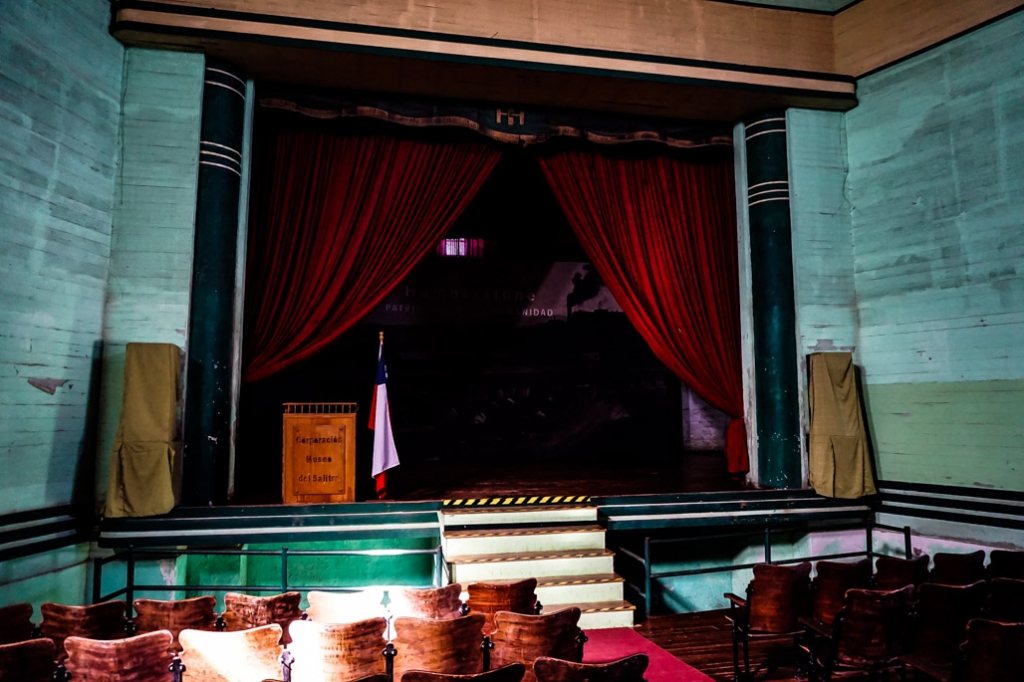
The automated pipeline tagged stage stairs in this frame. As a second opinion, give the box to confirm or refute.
[440,503,635,630]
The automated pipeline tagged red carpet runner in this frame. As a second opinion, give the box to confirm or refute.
[583,627,713,681]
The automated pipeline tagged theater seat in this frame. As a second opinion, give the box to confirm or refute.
[388,584,465,620]
[221,592,302,644]
[930,550,986,586]
[0,603,35,645]
[490,607,583,682]
[133,596,218,651]
[402,664,527,682]
[872,555,929,591]
[287,617,388,682]
[391,613,487,681]
[534,654,647,682]
[0,638,56,682]
[65,630,174,682]
[40,600,128,659]
[179,624,284,682]
[725,562,812,681]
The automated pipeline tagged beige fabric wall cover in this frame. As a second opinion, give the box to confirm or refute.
[105,343,182,517]
[808,352,877,499]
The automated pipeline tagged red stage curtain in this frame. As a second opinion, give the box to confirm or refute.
[243,129,499,382]
[538,151,749,474]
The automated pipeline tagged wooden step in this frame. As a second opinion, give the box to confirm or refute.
[574,600,636,629]
[444,524,605,555]
[535,573,625,606]
[449,548,615,582]
[442,504,597,527]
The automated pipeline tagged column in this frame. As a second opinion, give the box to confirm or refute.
[744,112,802,489]
[182,60,247,505]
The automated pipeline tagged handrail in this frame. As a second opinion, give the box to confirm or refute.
[93,544,446,610]
[614,519,916,617]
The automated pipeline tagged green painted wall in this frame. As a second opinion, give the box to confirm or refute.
[0,545,91,612]
[0,0,123,515]
[95,49,205,502]
[846,12,1024,491]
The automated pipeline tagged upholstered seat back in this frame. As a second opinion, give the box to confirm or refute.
[834,585,913,668]
[467,579,538,634]
[811,558,871,626]
[392,613,487,682]
[65,630,173,682]
[287,617,388,682]
[133,596,218,651]
[873,555,929,591]
[491,607,582,682]
[930,550,986,586]
[389,584,464,620]
[748,562,812,633]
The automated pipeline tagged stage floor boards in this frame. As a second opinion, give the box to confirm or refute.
[391,451,744,500]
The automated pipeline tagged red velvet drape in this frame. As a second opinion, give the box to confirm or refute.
[538,151,749,474]
[243,129,500,382]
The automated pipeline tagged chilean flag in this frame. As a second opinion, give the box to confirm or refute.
[369,333,400,499]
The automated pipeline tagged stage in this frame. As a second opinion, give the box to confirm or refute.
[389,451,745,501]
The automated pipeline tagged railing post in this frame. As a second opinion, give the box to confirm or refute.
[383,642,397,682]
[281,547,289,592]
[866,522,874,563]
[433,545,442,587]
[643,537,652,618]
[481,635,493,671]
[903,526,912,559]
[279,649,293,682]
[93,556,104,604]
[126,546,136,613]
[764,528,772,565]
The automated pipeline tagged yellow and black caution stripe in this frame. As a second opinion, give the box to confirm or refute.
[442,495,592,507]
[581,603,635,613]
[445,525,601,539]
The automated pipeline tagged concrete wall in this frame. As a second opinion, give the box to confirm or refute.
[0,0,123,606]
[94,49,204,503]
[0,0,123,516]
[787,109,859,466]
[846,12,1024,491]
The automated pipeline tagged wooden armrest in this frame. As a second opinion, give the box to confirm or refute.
[798,616,832,638]
[724,593,747,609]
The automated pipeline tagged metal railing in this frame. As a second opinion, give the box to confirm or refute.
[93,544,448,611]
[615,520,914,616]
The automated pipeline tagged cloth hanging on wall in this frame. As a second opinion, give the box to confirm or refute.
[243,129,500,383]
[105,343,181,518]
[808,352,876,499]
[537,150,749,475]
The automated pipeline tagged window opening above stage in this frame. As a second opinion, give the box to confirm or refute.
[436,238,489,258]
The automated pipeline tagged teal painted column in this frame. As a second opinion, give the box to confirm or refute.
[182,61,247,506]
[744,112,802,489]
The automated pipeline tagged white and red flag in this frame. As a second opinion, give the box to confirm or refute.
[369,332,400,499]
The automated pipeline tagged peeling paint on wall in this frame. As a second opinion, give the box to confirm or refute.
[26,378,68,395]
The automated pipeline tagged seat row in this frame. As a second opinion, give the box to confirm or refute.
[0,579,545,655]
[873,548,1024,588]
[0,622,643,679]
[725,554,1024,682]
[0,611,647,682]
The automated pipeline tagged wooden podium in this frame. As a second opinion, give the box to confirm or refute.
[282,402,357,504]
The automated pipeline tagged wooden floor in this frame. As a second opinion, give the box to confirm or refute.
[637,610,801,681]
[392,451,745,500]
[637,610,933,681]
